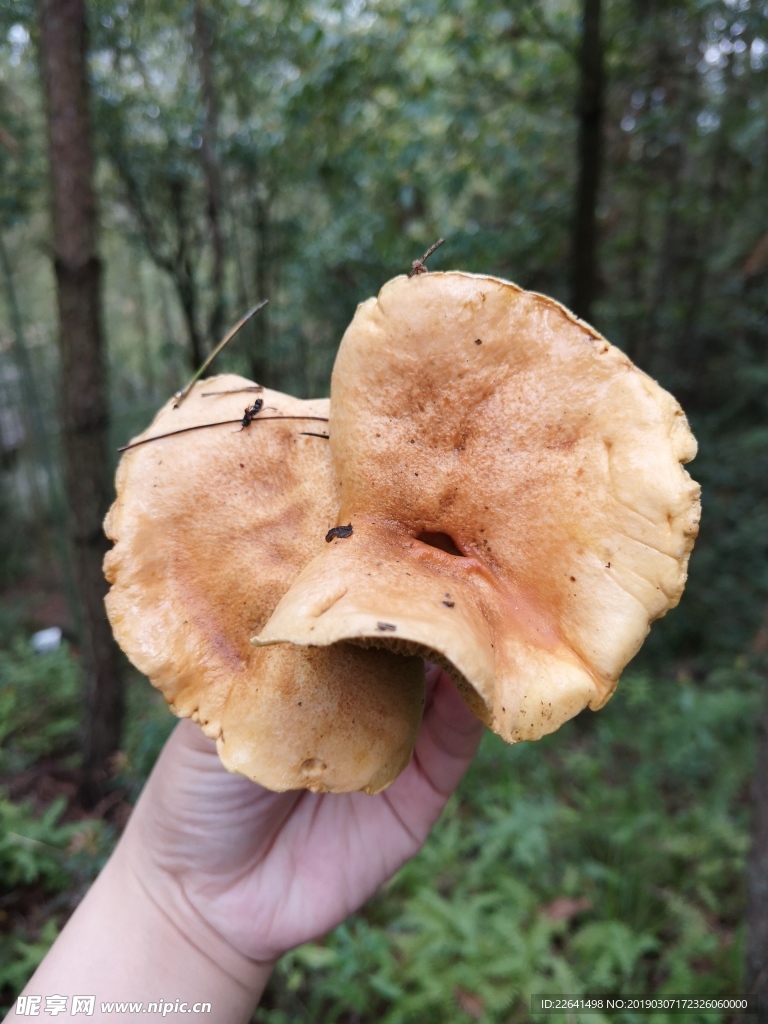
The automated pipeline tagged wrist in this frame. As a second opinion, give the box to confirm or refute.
[14,831,272,1023]
[112,826,274,1001]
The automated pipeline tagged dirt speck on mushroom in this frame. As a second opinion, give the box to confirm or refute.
[325,523,353,542]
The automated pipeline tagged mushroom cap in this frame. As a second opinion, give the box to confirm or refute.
[104,375,424,793]
[255,273,701,741]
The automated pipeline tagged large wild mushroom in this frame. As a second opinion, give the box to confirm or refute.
[104,375,423,793]
[255,272,701,742]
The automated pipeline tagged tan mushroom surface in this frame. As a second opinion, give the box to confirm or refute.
[104,375,424,793]
[255,272,701,741]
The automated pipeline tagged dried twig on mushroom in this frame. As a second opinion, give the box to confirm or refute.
[408,237,445,278]
[201,386,264,397]
[117,414,329,452]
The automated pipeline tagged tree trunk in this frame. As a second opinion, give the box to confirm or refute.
[745,672,768,1021]
[645,147,682,376]
[624,188,649,366]
[158,274,182,390]
[193,0,225,348]
[569,0,604,324]
[165,175,205,370]
[39,0,124,808]
[250,195,271,385]
[178,271,205,370]
[131,254,156,400]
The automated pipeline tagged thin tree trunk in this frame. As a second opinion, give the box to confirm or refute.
[166,176,205,370]
[158,273,182,390]
[178,273,205,370]
[109,154,205,371]
[193,0,225,347]
[625,187,649,366]
[745,670,768,1021]
[250,196,270,385]
[569,0,604,324]
[39,0,124,807]
[230,195,260,375]
[131,254,156,400]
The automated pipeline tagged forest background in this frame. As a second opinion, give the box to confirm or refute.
[1,0,767,1020]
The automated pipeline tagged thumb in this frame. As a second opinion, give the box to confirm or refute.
[415,667,485,799]
[382,669,484,849]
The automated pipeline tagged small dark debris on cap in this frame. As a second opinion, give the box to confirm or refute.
[474,338,482,345]
[325,523,353,542]
[377,622,397,631]
[443,600,455,608]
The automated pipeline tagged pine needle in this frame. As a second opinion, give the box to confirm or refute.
[173,299,268,409]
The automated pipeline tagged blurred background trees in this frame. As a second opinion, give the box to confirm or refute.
[0,0,767,1016]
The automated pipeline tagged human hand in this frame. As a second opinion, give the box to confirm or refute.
[120,663,483,966]
[12,664,482,1022]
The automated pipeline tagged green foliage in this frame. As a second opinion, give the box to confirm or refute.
[0,920,59,1001]
[0,796,81,889]
[0,790,105,1013]
[666,416,768,662]
[257,664,760,1024]
[0,484,29,586]
[0,635,169,1012]
[0,638,82,777]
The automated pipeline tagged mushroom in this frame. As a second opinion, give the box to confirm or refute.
[255,273,701,741]
[104,375,424,793]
